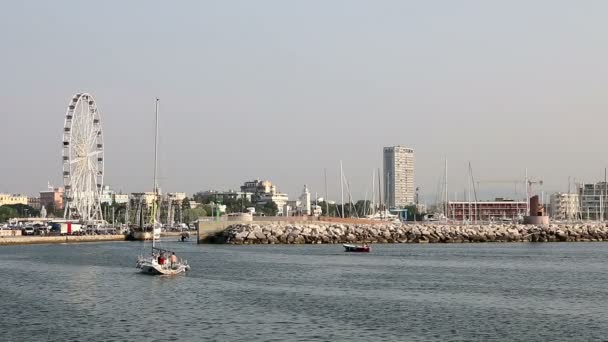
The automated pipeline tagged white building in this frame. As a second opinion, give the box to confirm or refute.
[100,185,115,204]
[100,186,130,205]
[258,192,289,215]
[168,192,187,202]
[312,204,322,217]
[113,193,129,205]
[240,179,289,215]
[549,192,579,221]
[299,185,311,216]
[383,146,415,207]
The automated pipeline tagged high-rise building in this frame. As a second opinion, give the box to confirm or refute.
[383,146,415,208]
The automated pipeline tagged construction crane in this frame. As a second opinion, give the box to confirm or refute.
[475,179,522,200]
[475,179,543,198]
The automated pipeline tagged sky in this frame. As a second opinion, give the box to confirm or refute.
[1,0,607,205]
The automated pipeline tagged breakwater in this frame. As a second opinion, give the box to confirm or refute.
[207,222,608,244]
[0,235,126,245]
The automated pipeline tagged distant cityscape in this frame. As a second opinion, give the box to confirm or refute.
[2,144,608,224]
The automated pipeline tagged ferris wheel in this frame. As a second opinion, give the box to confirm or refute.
[62,93,104,222]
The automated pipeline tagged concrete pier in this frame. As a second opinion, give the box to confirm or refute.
[0,235,126,246]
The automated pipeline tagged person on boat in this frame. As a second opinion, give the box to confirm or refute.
[170,252,178,268]
[158,254,165,265]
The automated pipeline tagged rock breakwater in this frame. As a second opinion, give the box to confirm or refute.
[207,222,608,244]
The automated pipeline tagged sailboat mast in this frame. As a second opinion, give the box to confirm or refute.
[377,168,382,215]
[324,168,329,217]
[153,98,159,199]
[371,170,376,216]
[444,158,448,219]
[152,98,159,249]
[340,160,345,218]
[525,168,529,216]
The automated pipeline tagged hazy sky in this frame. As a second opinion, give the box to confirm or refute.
[1,1,607,204]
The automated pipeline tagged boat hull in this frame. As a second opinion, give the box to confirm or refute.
[137,259,190,276]
[343,244,371,253]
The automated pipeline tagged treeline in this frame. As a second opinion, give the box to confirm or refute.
[0,204,41,222]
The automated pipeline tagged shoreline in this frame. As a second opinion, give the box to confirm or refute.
[0,235,126,246]
[0,231,198,246]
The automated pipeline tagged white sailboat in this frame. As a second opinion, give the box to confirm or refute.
[136,98,190,275]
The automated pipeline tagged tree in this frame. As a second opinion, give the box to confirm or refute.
[335,202,356,218]
[228,198,253,214]
[182,197,191,211]
[256,201,278,216]
[202,204,214,216]
[183,207,207,223]
[0,206,18,222]
[193,191,214,204]
[46,202,62,218]
[318,201,337,217]
[403,205,424,221]
[354,200,372,217]
[4,204,40,218]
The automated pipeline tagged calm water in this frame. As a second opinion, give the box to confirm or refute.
[1,241,608,341]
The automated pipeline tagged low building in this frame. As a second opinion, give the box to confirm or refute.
[312,204,322,217]
[27,197,41,209]
[113,193,129,204]
[549,193,579,221]
[99,186,130,205]
[196,190,253,204]
[131,192,158,207]
[448,198,527,221]
[168,192,187,202]
[258,192,289,215]
[0,193,28,206]
[40,187,64,210]
[100,185,115,204]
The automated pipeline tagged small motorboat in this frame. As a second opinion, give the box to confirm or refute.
[343,244,371,253]
[179,231,190,242]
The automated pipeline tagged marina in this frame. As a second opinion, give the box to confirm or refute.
[2,1,607,341]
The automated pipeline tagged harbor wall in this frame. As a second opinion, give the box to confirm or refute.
[0,235,126,245]
[205,222,608,244]
[197,217,387,243]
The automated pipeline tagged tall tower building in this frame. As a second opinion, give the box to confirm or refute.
[383,146,415,208]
